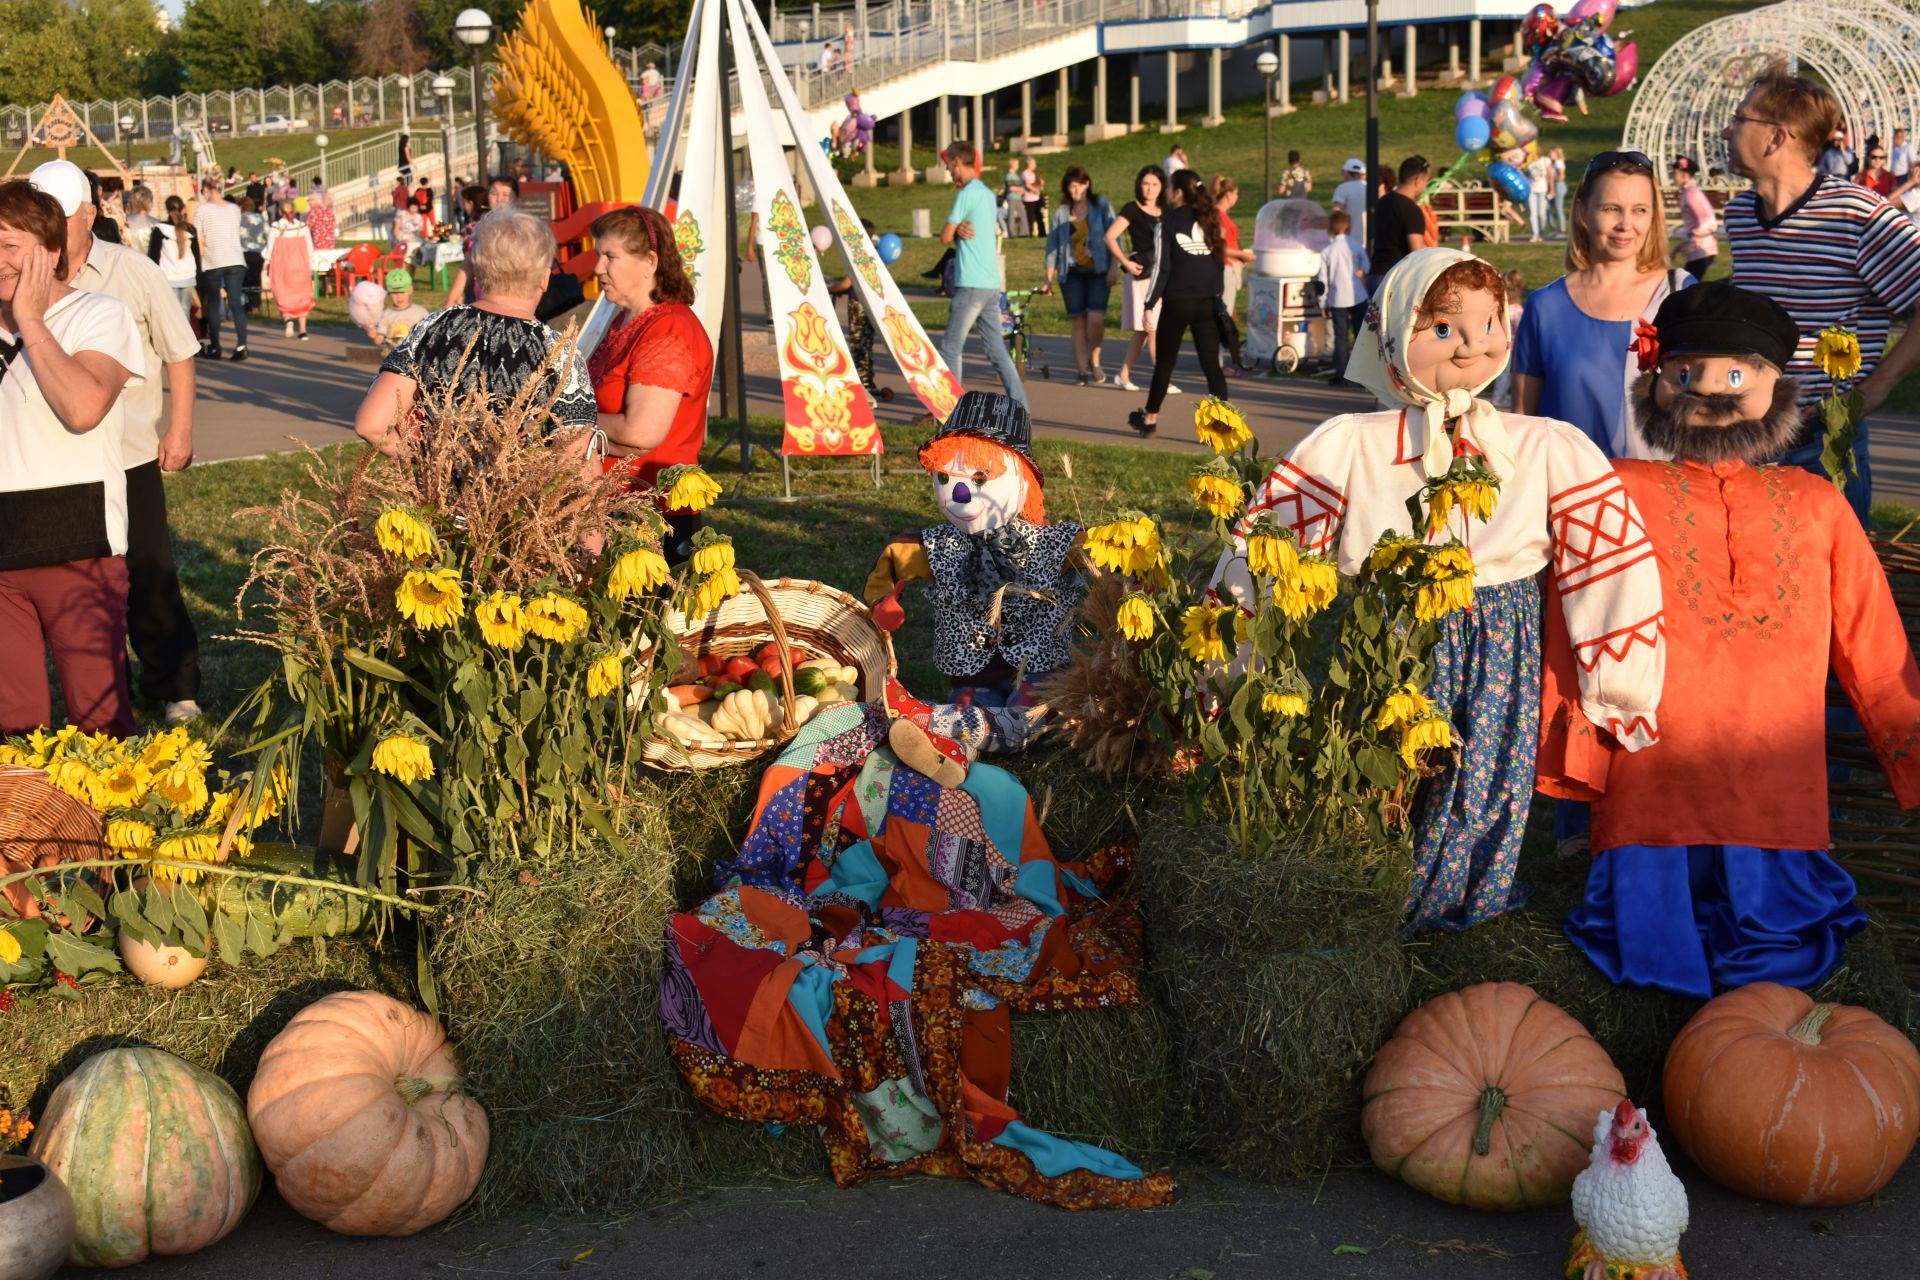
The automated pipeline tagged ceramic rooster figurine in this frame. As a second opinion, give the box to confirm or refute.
[1568,1100,1689,1280]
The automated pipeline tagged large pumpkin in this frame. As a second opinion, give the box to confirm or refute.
[1361,982,1626,1210]
[247,991,489,1236]
[1663,982,1920,1206]
[28,1047,260,1267]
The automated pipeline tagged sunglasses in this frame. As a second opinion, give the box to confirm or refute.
[1585,150,1654,175]
[1870,153,1888,160]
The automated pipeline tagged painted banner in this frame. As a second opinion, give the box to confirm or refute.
[736,0,963,423]
[725,0,879,459]
[661,0,728,358]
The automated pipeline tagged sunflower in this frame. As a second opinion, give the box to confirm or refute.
[586,651,624,698]
[523,592,588,644]
[607,546,671,600]
[1398,712,1456,769]
[1194,396,1254,453]
[206,790,237,828]
[153,829,221,885]
[1262,691,1309,718]
[1084,513,1164,576]
[1179,604,1243,665]
[395,567,467,630]
[1273,557,1339,620]
[137,726,188,772]
[247,764,288,825]
[693,565,743,615]
[1427,479,1498,533]
[473,591,526,650]
[1187,458,1244,520]
[1366,533,1419,575]
[153,759,210,816]
[1116,593,1156,642]
[97,762,150,809]
[1246,528,1299,579]
[1812,327,1862,382]
[49,757,105,810]
[373,508,435,559]
[105,817,156,852]
[662,464,723,512]
[1373,682,1436,731]
[1421,543,1475,580]
[1415,575,1476,624]
[690,537,736,576]
[371,734,435,785]
[0,927,20,966]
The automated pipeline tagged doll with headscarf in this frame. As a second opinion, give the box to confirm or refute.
[1215,247,1667,932]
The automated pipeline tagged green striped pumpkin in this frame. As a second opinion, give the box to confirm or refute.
[28,1047,260,1267]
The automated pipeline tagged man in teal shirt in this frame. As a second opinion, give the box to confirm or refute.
[937,141,1026,408]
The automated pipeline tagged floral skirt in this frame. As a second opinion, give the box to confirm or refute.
[1405,578,1540,933]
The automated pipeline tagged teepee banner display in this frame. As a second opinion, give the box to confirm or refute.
[735,0,963,423]
[659,0,729,358]
[724,0,879,462]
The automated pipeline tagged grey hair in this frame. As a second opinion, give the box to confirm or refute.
[472,206,555,298]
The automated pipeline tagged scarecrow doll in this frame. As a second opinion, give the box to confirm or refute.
[1216,247,1667,931]
[1541,281,1920,997]
[864,392,1084,755]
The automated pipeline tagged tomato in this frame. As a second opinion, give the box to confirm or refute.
[698,653,725,677]
[724,656,760,683]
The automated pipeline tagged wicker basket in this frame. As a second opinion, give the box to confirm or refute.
[0,763,106,920]
[640,572,896,772]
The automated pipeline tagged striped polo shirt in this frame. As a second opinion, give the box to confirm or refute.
[1726,174,1920,419]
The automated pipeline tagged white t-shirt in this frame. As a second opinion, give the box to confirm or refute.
[1526,156,1552,198]
[1163,154,1186,177]
[1331,178,1370,247]
[0,289,145,563]
[193,199,244,270]
[153,225,199,288]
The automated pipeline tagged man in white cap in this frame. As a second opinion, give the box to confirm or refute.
[29,160,204,724]
[1331,156,1371,248]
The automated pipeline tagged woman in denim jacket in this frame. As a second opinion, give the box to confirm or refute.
[1044,166,1119,385]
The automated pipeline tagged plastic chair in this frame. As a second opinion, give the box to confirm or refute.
[333,243,382,296]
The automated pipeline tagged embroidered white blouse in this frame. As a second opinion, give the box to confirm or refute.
[1215,407,1667,750]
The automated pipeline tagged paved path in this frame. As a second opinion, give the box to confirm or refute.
[186,313,1920,514]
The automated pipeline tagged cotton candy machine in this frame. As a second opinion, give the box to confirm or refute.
[1248,198,1330,373]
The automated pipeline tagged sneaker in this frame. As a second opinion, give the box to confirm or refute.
[1166,383,1184,395]
[1074,372,1089,387]
[1128,409,1156,437]
[229,347,248,363]
[298,332,308,341]
[284,321,294,338]
[198,347,221,360]
[164,700,203,725]
[1086,371,1107,387]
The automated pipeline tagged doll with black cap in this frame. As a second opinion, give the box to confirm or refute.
[1540,280,1920,999]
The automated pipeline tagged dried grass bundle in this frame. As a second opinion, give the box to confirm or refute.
[1037,574,1171,777]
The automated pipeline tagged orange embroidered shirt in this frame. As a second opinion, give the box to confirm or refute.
[1538,459,1920,852]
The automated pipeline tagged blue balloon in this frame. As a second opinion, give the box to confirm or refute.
[1455,116,1492,153]
[876,232,903,264]
[1488,160,1532,203]
[1455,90,1490,121]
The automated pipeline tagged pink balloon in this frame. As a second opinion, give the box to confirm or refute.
[1602,43,1639,95]
[1565,0,1617,28]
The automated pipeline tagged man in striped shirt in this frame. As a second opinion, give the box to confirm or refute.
[1722,69,1920,521]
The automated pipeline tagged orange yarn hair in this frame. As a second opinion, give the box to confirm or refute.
[917,433,1046,524]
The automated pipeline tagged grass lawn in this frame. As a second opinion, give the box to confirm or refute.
[163,418,1204,728]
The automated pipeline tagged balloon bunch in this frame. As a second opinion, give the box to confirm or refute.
[1446,76,1540,203]
[836,91,877,158]
[1520,0,1639,123]
[810,222,903,264]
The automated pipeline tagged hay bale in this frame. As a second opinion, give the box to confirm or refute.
[1137,814,1410,1179]
[0,936,399,1113]
[1010,1003,1179,1165]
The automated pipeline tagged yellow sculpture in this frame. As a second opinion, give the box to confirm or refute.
[492,0,650,206]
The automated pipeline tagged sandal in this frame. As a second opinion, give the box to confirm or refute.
[1128,409,1156,437]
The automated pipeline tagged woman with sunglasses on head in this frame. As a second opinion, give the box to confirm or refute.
[1128,169,1232,437]
[1510,151,1692,462]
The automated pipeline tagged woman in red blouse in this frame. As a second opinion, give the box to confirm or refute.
[587,204,713,563]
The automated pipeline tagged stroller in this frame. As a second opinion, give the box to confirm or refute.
[1000,287,1050,381]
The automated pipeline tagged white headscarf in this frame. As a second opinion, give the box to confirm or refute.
[1344,246,1516,482]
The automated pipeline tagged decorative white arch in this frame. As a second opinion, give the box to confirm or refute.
[1622,0,1920,175]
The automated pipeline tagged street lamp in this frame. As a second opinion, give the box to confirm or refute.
[1255,48,1278,199]
[118,112,135,170]
[315,132,329,193]
[432,75,457,225]
[454,7,494,186]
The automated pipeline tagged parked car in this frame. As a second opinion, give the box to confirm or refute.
[246,114,311,135]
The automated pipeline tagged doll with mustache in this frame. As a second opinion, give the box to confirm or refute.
[1539,281,1920,999]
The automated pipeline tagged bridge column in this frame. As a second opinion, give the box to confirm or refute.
[854,133,880,186]
[1128,55,1142,131]
[1048,67,1070,147]
[1337,30,1350,104]
[1400,24,1418,97]
[925,95,953,183]
[972,93,985,151]
[1447,27,1461,82]
[1163,50,1184,132]
[1274,35,1294,115]
[1020,81,1032,148]
[1468,19,1482,87]
[1088,54,1127,141]
[888,106,915,185]
[1203,47,1225,127]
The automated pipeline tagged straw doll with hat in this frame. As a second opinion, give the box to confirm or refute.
[864,391,1086,763]
[1215,247,1667,931]
[1542,281,1920,996]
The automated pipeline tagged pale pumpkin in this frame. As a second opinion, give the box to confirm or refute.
[1361,982,1627,1210]
[1663,981,1920,1206]
[247,991,489,1236]
[29,1047,260,1267]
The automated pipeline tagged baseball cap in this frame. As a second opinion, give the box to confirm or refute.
[28,160,91,216]
[1343,157,1366,174]
[384,268,414,292]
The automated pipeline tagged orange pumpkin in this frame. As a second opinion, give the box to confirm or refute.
[246,992,489,1236]
[1361,982,1627,1210]
[1663,982,1920,1206]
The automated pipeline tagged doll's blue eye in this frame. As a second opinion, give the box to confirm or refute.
[1676,365,1692,386]
[936,472,950,484]
[1728,367,1744,387]
[1435,322,1452,339]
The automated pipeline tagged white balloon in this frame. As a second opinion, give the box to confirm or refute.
[810,224,834,252]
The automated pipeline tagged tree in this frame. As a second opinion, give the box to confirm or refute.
[174,0,264,90]
[352,0,426,76]
[259,0,329,84]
